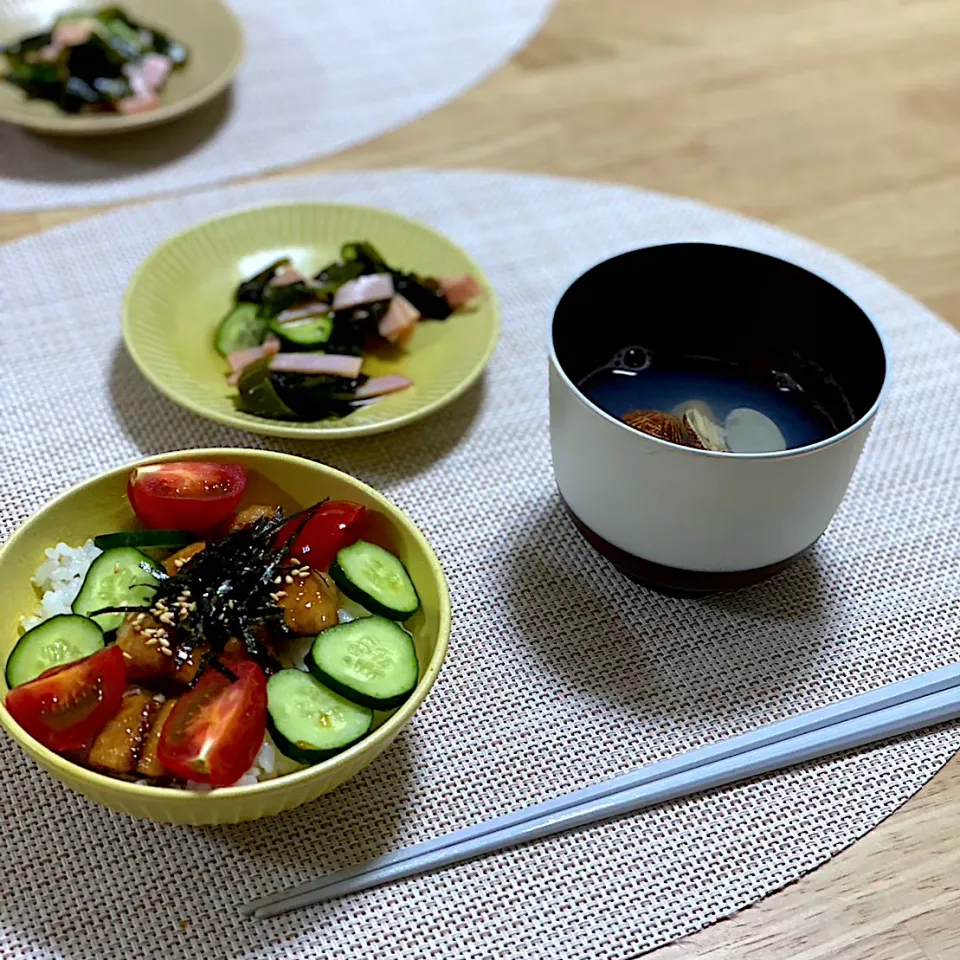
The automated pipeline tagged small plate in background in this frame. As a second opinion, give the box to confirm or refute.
[0,0,244,135]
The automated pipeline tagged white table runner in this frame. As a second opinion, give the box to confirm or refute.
[0,0,554,210]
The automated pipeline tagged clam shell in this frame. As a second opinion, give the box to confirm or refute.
[724,407,787,453]
[622,410,686,446]
[671,399,715,422]
[681,407,728,452]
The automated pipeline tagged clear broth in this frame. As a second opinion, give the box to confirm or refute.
[578,347,839,451]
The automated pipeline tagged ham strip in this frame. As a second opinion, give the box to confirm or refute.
[41,18,95,58]
[140,53,173,91]
[269,267,308,288]
[120,54,174,115]
[116,93,161,115]
[378,295,420,344]
[332,273,394,311]
[276,301,329,324]
[269,353,363,379]
[440,275,483,310]
[352,375,413,399]
[226,336,281,385]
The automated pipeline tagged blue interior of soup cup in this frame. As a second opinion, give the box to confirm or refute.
[552,243,888,449]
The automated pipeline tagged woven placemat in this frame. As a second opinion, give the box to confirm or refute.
[1,170,959,960]
[0,0,554,211]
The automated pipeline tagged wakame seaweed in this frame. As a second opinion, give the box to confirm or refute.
[236,259,291,305]
[338,240,452,319]
[258,281,317,319]
[271,372,370,419]
[393,273,453,320]
[225,239,470,422]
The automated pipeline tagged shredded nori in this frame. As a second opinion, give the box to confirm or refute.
[92,502,327,685]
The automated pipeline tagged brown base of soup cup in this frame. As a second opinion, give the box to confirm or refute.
[563,500,815,597]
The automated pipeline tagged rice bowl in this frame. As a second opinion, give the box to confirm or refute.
[0,449,450,825]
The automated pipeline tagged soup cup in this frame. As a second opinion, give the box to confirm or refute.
[549,243,889,596]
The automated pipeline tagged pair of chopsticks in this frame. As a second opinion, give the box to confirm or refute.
[244,662,960,918]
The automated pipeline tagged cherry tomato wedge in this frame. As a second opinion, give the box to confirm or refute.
[127,462,247,535]
[5,645,127,752]
[157,660,267,787]
[274,500,367,570]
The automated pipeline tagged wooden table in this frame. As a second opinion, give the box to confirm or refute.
[3,0,958,954]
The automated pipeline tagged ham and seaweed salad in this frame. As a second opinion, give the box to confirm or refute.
[1,6,187,115]
[4,462,421,789]
[218,241,483,421]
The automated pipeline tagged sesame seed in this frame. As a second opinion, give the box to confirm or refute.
[134,613,146,625]
[297,568,311,578]
[188,602,197,611]
[113,562,120,574]
[305,602,312,609]
[145,638,157,647]
[273,576,282,585]
[284,575,294,584]
[123,652,132,660]
[174,558,185,569]
[160,648,173,657]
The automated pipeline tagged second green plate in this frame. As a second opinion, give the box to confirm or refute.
[122,201,500,439]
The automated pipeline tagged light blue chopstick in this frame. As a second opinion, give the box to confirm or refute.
[253,674,960,917]
[245,662,960,918]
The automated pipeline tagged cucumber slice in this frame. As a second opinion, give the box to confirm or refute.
[72,547,162,631]
[93,530,194,551]
[215,302,266,357]
[270,314,334,350]
[5,615,104,688]
[329,541,419,621]
[308,617,419,710]
[266,669,373,764]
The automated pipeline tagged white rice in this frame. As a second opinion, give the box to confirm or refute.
[20,539,102,633]
[20,540,306,787]
[185,733,302,790]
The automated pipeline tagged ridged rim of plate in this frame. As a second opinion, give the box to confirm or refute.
[0,448,451,804]
[121,201,501,439]
[0,0,245,135]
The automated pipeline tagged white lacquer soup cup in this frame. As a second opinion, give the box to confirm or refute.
[549,243,889,596]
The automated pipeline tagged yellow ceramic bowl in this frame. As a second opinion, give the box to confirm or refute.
[122,202,500,439]
[0,0,244,136]
[0,449,450,824]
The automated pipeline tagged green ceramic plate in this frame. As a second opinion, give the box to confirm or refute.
[122,202,500,439]
[0,0,244,136]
